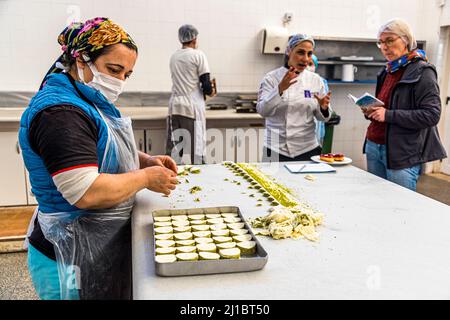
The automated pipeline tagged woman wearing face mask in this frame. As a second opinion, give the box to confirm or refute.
[363,19,446,191]
[19,18,178,300]
[257,34,332,162]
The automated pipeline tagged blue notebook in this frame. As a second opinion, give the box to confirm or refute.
[284,163,336,173]
[347,93,384,109]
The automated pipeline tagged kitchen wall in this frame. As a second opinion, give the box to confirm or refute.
[441,0,450,27]
[0,0,443,92]
[328,84,373,170]
[0,0,446,170]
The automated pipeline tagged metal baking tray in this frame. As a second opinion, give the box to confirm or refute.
[151,206,268,277]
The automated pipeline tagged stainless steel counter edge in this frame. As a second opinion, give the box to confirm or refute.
[0,107,263,123]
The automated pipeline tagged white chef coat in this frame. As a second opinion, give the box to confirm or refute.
[168,48,210,119]
[168,48,211,159]
[256,67,332,158]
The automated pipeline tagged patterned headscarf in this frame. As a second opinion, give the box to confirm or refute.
[40,17,136,89]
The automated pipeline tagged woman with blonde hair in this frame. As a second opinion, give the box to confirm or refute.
[363,18,446,191]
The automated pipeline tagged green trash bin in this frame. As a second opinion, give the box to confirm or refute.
[322,112,341,154]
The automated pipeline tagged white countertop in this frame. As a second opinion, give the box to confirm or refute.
[0,107,262,123]
[132,162,450,300]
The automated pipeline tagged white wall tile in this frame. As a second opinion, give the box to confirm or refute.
[2,0,444,91]
[1,0,448,168]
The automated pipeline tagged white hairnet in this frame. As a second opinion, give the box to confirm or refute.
[378,18,417,51]
[287,34,315,51]
[284,34,315,67]
[178,24,198,43]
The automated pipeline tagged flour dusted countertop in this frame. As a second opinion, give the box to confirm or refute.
[132,162,450,300]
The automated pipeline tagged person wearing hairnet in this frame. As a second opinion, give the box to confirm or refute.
[257,34,332,162]
[362,18,446,191]
[307,54,329,145]
[166,24,216,164]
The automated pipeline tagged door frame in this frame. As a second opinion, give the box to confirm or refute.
[438,26,450,175]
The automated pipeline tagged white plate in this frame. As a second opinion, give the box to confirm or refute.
[310,155,353,165]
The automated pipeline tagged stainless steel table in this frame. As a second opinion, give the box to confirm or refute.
[132,162,450,299]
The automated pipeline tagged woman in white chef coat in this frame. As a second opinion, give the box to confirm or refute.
[257,34,332,162]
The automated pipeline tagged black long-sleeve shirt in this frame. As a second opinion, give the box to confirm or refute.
[200,73,213,96]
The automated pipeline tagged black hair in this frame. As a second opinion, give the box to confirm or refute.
[182,39,196,46]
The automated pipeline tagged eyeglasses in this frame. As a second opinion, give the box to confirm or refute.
[376,36,401,48]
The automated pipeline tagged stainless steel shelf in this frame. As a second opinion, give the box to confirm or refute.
[313,36,379,42]
[327,80,377,85]
[319,60,386,66]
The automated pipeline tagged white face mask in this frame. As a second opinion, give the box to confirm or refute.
[77,55,126,103]
[306,65,316,73]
